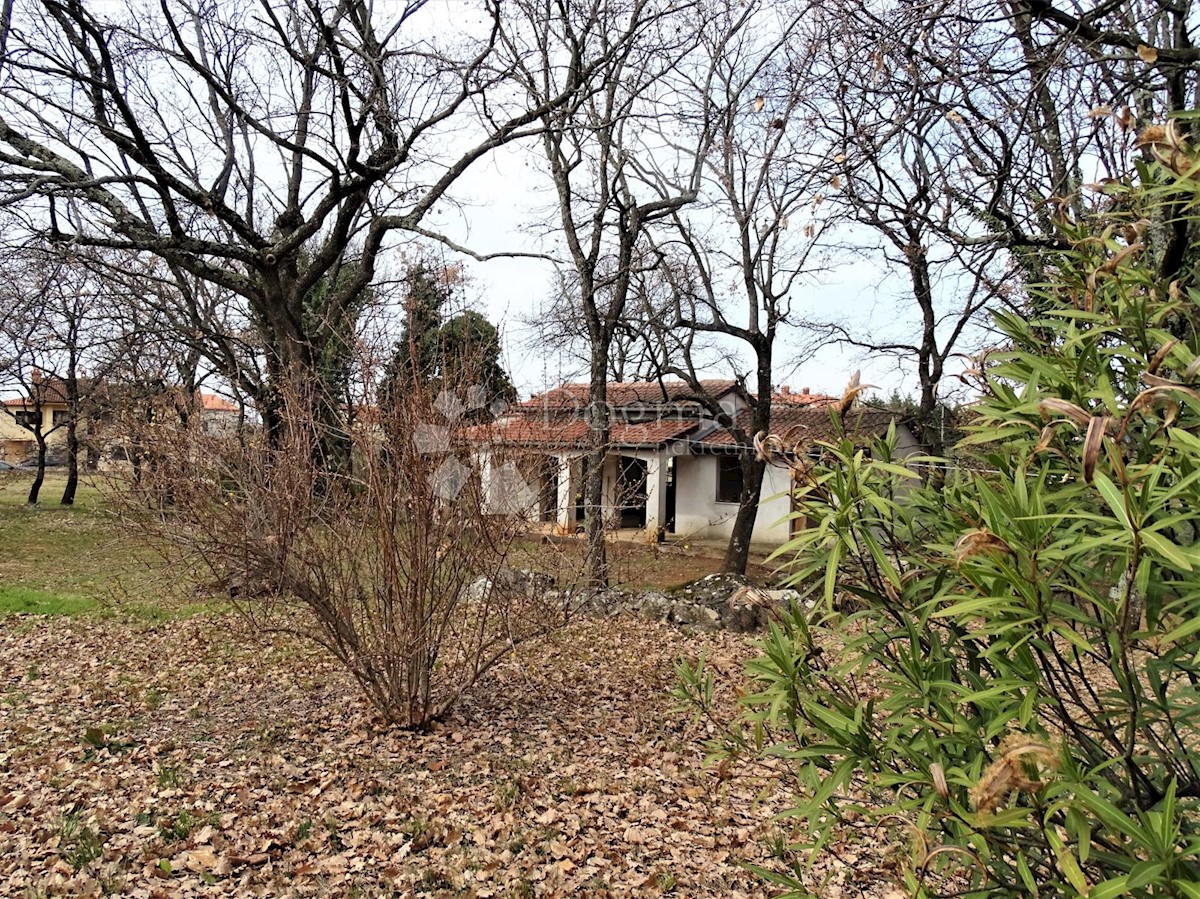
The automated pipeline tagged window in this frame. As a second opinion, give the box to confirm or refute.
[52,410,69,427]
[12,410,38,429]
[716,456,744,504]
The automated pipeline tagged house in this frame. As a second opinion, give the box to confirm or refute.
[0,372,77,461]
[468,380,922,548]
[198,392,241,437]
[0,374,244,462]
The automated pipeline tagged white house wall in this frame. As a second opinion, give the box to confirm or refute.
[673,454,793,546]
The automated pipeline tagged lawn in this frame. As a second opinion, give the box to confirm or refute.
[0,478,897,897]
[0,471,777,617]
[0,472,204,621]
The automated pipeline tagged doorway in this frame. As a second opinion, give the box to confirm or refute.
[617,456,647,528]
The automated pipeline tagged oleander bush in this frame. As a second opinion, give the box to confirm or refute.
[680,136,1200,896]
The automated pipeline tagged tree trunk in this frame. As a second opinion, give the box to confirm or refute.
[583,348,610,588]
[26,437,46,505]
[61,372,80,506]
[61,418,79,505]
[723,454,767,575]
[722,354,772,575]
[917,379,944,456]
[260,333,354,476]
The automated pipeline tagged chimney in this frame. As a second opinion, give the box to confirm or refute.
[801,387,810,396]
[779,385,790,395]
[30,368,41,385]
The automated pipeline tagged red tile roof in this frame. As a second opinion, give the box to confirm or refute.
[1,396,49,408]
[2,381,70,405]
[521,380,739,411]
[771,387,837,407]
[474,415,699,450]
[199,392,238,412]
[698,407,901,447]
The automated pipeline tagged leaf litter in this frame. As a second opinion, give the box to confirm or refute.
[1,613,902,897]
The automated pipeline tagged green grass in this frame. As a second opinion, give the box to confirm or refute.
[0,472,210,621]
[0,586,99,616]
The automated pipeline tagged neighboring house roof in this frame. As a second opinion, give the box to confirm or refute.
[1,396,61,408]
[771,386,837,407]
[4,385,241,416]
[2,376,81,406]
[521,380,840,411]
[199,392,239,413]
[470,379,894,453]
[698,407,903,448]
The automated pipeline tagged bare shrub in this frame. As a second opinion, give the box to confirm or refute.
[124,379,565,729]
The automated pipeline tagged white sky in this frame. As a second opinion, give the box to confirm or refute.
[403,1,961,405]
[436,138,942,403]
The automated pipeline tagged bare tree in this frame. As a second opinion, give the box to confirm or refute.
[0,242,127,503]
[525,271,670,384]
[630,0,831,573]
[795,0,1191,447]
[0,303,63,503]
[1017,0,1200,280]
[501,0,745,586]
[0,0,610,466]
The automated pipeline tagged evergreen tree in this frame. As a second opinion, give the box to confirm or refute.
[383,263,516,414]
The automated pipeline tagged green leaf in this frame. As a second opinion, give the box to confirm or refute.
[1048,828,1090,895]
[1093,472,1130,528]
[1161,613,1200,645]
[1016,852,1040,896]
[1088,876,1130,899]
[1172,880,1200,899]
[1141,530,1194,571]
[1126,860,1165,890]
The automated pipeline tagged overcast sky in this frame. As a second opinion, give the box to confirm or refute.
[429,135,944,404]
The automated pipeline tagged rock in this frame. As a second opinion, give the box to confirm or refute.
[670,572,754,609]
[719,601,763,634]
[466,567,556,604]
[474,567,801,633]
[466,576,491,604]
[636,592,672,620]
[565,587,632,617]
[671,603,722,631]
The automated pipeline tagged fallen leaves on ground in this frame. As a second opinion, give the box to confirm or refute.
[0,613,900,897]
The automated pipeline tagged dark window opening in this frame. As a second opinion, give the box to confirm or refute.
[716,455,744,504]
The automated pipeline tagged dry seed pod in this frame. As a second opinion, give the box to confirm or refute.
[1039,397,1091,426]
[930,763,949,799]
[1034,422,1071,455]
[1135,124,1167,148]
[1096,242,1144,276]
[1082,415,1110,484]
[1147,339,1179,375]
[1136,120,1194,173]
[1142,372,1195,390]
[838,370,875,415]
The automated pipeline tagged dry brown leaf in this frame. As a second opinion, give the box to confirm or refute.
[953,529,1014,564]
